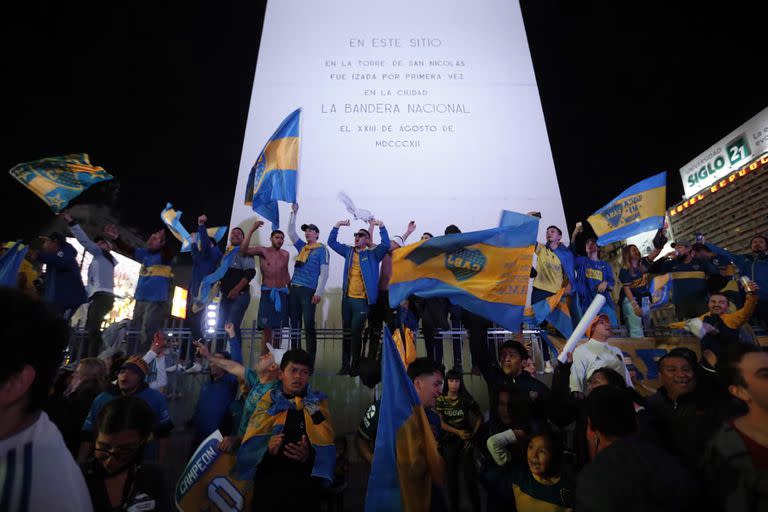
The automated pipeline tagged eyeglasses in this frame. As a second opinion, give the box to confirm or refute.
[354,233,368,239]
[94,443,141,459]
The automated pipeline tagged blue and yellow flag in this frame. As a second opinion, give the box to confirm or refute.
[193,247,239,310]
[160,203,226,253]
[524,286,574,340]
[0,241,29,287]
[9,154,113,213]
[244,109,300,230]
[588,171,667,245]
[365,327,443,512]
[175,430,252,512]
[389,211,538,332]
[649,272,671,309]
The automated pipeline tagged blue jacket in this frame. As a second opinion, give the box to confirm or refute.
[38,242,87,311]
[328,226,390,305]
[574,256,615,305]
[190,224,222,299]
[707,244,768,301]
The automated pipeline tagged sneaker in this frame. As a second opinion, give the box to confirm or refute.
[544,361,554,374]
[184,362,203,374]
[337,366,351,376]
[166,364,180,373]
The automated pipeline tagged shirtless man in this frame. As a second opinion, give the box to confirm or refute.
[241,220,290,354]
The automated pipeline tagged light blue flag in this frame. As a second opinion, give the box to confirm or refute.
[244,109,301,231]
[389,211,539,332]
[0,241,29,287]
[160,203,227,253]
[9,154,113,213]
[588,171,667,245]
[365,327,443,511]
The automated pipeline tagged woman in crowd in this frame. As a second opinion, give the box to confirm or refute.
[619,244,655,338]
[435,368,482,512]
[80,396,171,512]
[486,427,575,512]
[48,357,108,455]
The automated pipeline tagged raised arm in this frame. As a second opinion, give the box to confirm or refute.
[372,220,390,261]
[196,215,213,258]
[61,212,100,255]
[328,220,351,256]
[401,220,416,244]
[287,203,301,245]
[240,220,266,257]
[194,339,245,380]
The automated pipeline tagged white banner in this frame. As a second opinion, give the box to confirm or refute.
[680,106,768,198]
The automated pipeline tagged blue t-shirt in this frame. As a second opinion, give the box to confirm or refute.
[575,256,615,305]
[82,386,172,436]
[193,373,239,439]
[134,249,172,302]
[291,240,329,290]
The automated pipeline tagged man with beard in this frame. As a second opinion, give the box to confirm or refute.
[241,221,291,355]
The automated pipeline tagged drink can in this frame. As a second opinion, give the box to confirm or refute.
[740,276,754,293]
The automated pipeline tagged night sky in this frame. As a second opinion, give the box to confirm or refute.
[3,1,767,243]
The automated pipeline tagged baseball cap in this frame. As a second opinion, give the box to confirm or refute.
[301,223,320,234]
[266,343,287,366]
[120,356,149,378]
[586,314,611,339]
[391,235,405,247]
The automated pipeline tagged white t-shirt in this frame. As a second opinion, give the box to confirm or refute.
[0,412,93,512]
[569,338,633,393]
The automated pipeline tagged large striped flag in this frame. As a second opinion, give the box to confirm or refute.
[365,326,443,512]
[588,171,667,245]
[244,109,301,230]
[9,154,113,213]
[389,211,538,331]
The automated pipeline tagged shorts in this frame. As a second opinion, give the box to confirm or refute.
[257,290,289,329]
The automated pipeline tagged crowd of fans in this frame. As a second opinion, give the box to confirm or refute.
[1,206,767,511]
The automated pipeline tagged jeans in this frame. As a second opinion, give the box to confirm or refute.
[621,297,644,338]
[132,300,168,352]
[341,296,369,369]
[288,285,318,364]
[368,290,397,347]
[85,292,115,357]
[218,290,251,346]
[419,297,450,364]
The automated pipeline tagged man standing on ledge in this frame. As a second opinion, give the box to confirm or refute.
[216,227,256,348]
[329,218,390,376]
[241,220,291,355]
[287,203,330,366]
[105,224,174,352]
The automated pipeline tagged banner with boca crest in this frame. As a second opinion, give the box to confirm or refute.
[587,171,667,245]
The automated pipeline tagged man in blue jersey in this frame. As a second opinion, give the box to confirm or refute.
[286,203,330,367]
[105,224,175,352]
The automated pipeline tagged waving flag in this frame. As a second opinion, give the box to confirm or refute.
[365,327,442,512]
[389,211,538,331]
[524,287,574,341]
[9,154,113,213]
[588,171,667,245]
[160,203,226,253]
[0,241,29,287]
[244,109,301,230]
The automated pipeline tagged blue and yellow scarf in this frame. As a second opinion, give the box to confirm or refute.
[235,384,336,483]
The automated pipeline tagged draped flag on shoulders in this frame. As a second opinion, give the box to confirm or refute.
[9,154,113,213]
[588,171,667,245]
[175,430,252,512]
[244,109,301,231]
[389,210,539,332]
[649,272,671,309]
[160,203,226,253]
[365,326,442,512]
[0,241,29,287]
[192,246,239,312]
